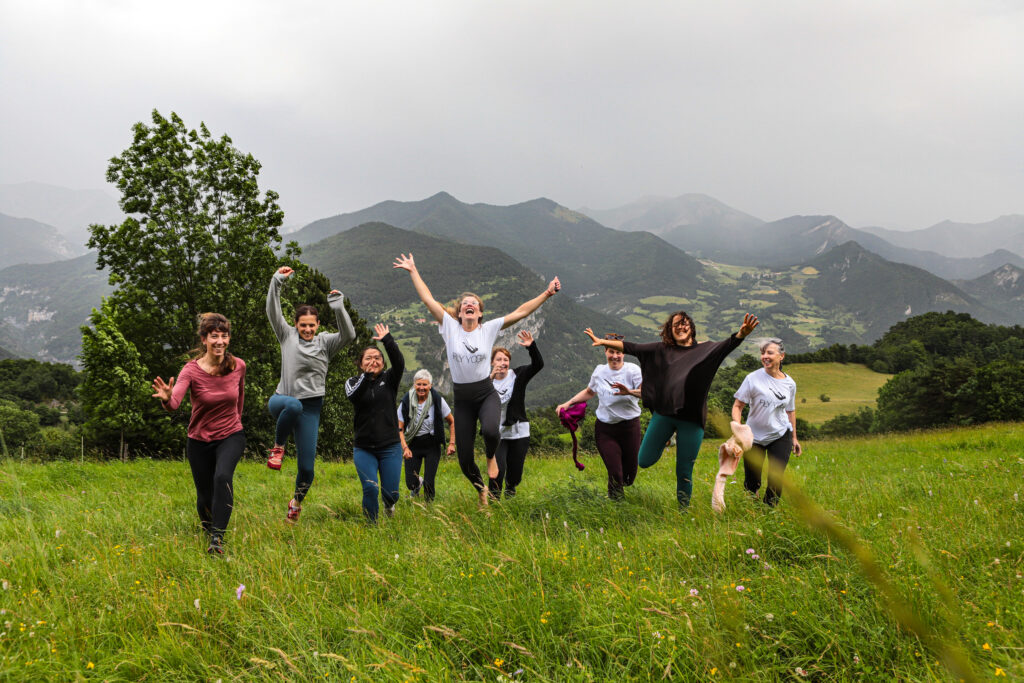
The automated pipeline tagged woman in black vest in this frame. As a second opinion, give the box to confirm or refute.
[489,330,544,499]
[397,369,455,502]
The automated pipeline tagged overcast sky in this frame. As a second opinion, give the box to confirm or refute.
[2,0,1022,230]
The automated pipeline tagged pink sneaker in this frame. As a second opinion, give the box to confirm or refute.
[267,446,284,470]
[286,499,301,523]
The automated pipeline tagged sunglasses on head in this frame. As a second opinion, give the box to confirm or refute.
[604,333,624,340]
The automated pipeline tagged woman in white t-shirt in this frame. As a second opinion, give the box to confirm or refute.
[731,338,802,506]
[393,253,560,506]
[556,333,643,499]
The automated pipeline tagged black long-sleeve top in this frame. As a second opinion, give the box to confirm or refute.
[501,341,544,427]
[345,333,405,449]
[623,335,742,427]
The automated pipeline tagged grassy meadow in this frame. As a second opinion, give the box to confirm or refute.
[1,424,1022,681]
[784,363,892,424]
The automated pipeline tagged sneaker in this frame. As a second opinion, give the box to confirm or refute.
[287,499,301,523]
[477,487,489,508]
[267,446,284,470]
[384,504,396,518]
[206,534,224,555]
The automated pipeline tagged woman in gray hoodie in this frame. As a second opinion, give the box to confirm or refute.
[266,265,356,521]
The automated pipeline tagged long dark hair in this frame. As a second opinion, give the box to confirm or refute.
[190,312,236,375]
[660,310,697,347]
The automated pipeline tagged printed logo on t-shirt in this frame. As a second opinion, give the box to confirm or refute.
[769,388,786,400]
[463,341,479,354]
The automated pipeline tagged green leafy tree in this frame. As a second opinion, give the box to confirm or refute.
[0,399,42,449]
[79,301,152,460]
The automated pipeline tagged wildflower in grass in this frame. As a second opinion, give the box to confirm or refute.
[194,599,200,611]
[617,542,623,550]
[514,669,524,677]
[736,585,745,592]
[996,668,1006,676]
[853,654,859,664]
[765,613,774,621]
[987,621,995,627]
[87,662,95,669]
[236,584,245,600]
[752,554,760,560]
[689,588,698,596]
[982,643,991,651]
[494,658,504,666]
[795,667,807,676]
[710,668,717,675]
[1,580,7,590]
[746,548,755,555]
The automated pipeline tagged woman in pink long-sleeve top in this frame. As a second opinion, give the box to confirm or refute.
[152,313,246,555]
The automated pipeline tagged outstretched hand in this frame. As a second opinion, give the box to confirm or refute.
[151,376,175,402]
[392,253,416,273]
[277,266,294,277]
[546,276,561,296]
[372,323,390,341]
[738,313,760,338]
[584,327,601,346]
[517,330,534,347]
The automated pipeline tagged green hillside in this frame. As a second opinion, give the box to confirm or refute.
[0,252,111,363]
[783,362,891,423]
[293,192,706,313]
[301,222,653,407]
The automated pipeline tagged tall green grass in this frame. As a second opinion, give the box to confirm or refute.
[1,424,1021,681]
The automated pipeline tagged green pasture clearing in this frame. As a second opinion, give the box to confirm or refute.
[1,424,1022,681]
[639,296,689,307]
[784,363,891,424]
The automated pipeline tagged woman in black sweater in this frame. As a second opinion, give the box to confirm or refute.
[587,311,758,507]
[488,330,543,499]
[344,323,405,522]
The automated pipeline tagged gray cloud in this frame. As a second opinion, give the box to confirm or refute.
[1,0,1022,229]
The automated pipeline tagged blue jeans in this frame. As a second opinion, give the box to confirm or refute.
[638,413,705,507]
[268,394,323,503]
[353,443,403,523]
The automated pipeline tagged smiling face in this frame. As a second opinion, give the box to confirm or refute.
[605,346,624,370]
[296,313,319,342]
[414,378,431,401]
[670,314,694,346]
[760,342,784,373]
[458,295,482,326]
[202,330,230,358]
[360,347,384,375]
[491,350,510,379]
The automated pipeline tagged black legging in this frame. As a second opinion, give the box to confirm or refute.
[186,430,245,536]
[594,417,641,500]
[404,434,442,502]
[453,378,501,492]
[489,436,529,498]
[743,430,793,506]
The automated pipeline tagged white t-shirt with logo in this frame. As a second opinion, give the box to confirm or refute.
[397,395,452,439]
[493,370,529,439]
[439,313,505,384]
[734,368,797,445]
[587,362,642,424]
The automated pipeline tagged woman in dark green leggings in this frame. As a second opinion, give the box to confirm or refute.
[585,311,758,507]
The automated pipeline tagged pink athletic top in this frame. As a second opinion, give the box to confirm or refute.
[163,358,246,442]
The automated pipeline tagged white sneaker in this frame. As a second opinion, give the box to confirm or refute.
[384,504,395,518]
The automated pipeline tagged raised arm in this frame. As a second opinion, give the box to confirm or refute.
[501,277,560,329]
[153,364,191,412]
[393,253,446,323]
[324,289,357,354]
[584,327,624,352]
[376,324,406,395]
[266,267,293,343]
[736,313,759,339]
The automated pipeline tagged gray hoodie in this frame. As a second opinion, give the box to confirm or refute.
[267,271,357,398]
